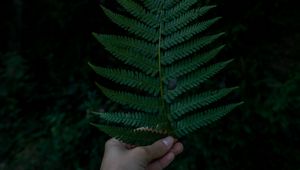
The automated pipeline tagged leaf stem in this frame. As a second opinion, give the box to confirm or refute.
[157,5,172,132]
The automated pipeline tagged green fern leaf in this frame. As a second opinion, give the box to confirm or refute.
[96,84,160,113]
[162,17,222,49]
[93,33,156,59]
[163,0,178,9]
[163,5,217,35]
[165,59,234,102]
[116,0,159,27]
[164,0,198,21]
[174,102,244,137]
[171,87,238,119]
[90,1,243,145]
[93,34,158,75]
[162,32,225,63]
[142,0,162,12]
[164,45,225,79]
[101,6,159,42]
[89,63,160,95]
[92,112,162,128]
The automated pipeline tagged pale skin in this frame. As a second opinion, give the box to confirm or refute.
[100,136,184,170]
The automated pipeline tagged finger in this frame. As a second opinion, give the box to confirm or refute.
[138,136,175,162]
[105,138,127,151]
[169,142,184,156]
[147,152,175,170]
[147,143,183,170]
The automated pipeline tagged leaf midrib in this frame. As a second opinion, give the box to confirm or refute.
[157,5,172,132]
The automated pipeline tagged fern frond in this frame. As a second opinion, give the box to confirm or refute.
[163,5,217,35]
[171,87,238,119]
[96,84,160,113]
[164,45,225,79]
[101,6,159,42]
[174,102,243,137]
[90,1,242,145]
[162,32,225,64]
[89,63,160,95]
[162,17,221,49]
[92,112,162,128]
[165,59,233,102]
[91,124,166,146]
[164,0,198,21]
[93,34,156,59]
[116,0,158,27]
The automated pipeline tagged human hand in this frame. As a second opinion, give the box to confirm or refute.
[100,136,184,170]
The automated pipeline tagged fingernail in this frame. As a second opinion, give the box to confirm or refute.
[162,136,173,147]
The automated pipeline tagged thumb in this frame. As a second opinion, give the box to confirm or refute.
[140,136,175,162]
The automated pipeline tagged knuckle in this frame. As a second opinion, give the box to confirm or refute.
[135,147,149,155]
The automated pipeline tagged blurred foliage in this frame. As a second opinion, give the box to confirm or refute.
[0,0,299,169]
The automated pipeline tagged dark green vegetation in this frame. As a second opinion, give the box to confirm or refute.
[1,0,299,169]
[89,0,243,145]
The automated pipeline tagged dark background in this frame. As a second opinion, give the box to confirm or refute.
[0,0,299,169]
